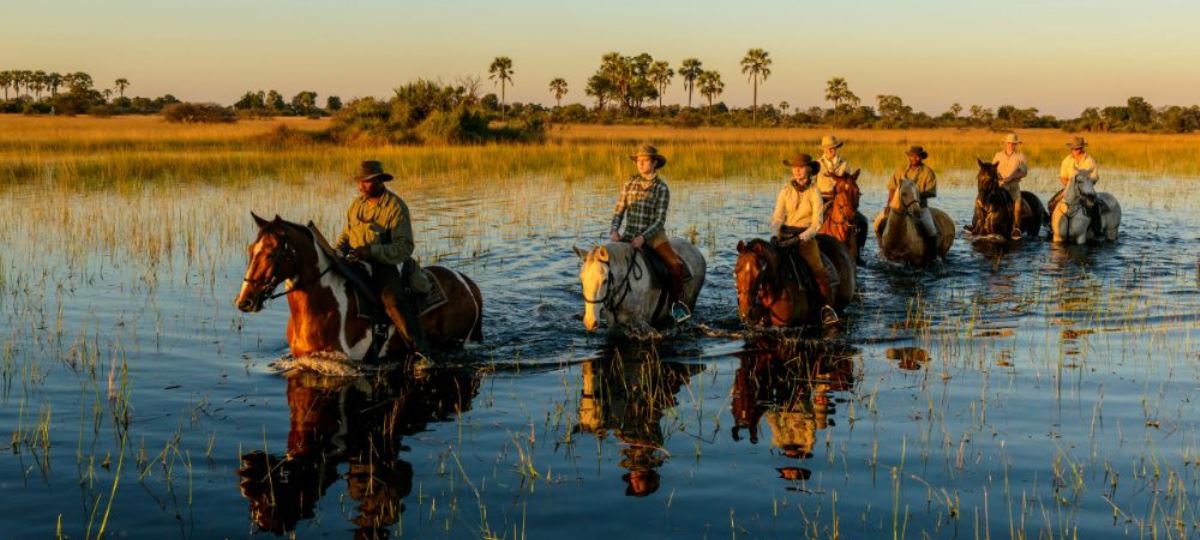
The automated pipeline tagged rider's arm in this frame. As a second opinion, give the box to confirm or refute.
[370,199,415,265]
[769,188,787,238]
[798,189,823,242]
[920,169,937,201]
[334,201,355,252]
[609,182,629,236]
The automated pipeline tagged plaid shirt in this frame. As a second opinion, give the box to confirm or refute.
[610,175,670,239]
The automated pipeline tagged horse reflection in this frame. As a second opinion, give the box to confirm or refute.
[729,339,856,481]
[237,368,479,537]
[575,345,703,497]
[886,346,929,371]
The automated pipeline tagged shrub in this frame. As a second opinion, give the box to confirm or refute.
[162,102,237,123]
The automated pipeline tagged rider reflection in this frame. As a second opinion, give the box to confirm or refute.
[237,368,478,537]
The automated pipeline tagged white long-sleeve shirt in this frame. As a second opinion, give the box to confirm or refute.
[770,180,824,241]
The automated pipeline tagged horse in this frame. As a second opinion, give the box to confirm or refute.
[969,158,1047,241]
[235,213,483,363]
[1050,173,1121,244]
[873,178,955,266]
[734,235,856,328]
[818,169,869,265]
[573,240,706,334]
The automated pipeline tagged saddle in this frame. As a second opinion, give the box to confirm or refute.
[638,244,693,289]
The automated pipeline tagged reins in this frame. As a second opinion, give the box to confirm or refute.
[244,232,335,301]
[583,248,644,314]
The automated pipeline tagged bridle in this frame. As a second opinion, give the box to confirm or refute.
[243,230,334,302]
[824,180,860,234]
[582,249,643,315]
[739,249,789,327]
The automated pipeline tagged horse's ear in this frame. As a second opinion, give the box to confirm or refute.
[272,214,282,224]
[850,169,861,181]
[251,212,268,227]
[572,246,588,260]
[597,246,609,262]
[976,157,988,169]
[737,240,746,253]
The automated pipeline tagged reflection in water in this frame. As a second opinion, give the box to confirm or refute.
[730,339,857,482]
[886,346,930,371]
[576,346,703,497]
[237,369,479,537]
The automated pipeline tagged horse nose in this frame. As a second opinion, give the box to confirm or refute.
[237,298,255,312]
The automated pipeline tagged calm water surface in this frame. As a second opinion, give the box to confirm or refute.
[1,171,1198,538]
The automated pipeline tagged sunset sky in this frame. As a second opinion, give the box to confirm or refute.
[5,0,1199,116]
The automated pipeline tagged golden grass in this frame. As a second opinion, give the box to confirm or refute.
[2,115,1199,191]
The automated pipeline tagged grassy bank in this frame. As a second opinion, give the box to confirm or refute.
[3,115,1199,190]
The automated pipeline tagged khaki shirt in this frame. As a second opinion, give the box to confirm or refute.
[887,164,937,198]
[816,155,850,195]
[992,150,1028,184]
[770,180,824,240]
[334,190,415,265]
[1060,154,1099,184]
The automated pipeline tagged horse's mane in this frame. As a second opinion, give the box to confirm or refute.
[742,238,782,290]
[270,218,339,260]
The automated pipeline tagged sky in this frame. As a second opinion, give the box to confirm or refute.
[4,0,1199,117]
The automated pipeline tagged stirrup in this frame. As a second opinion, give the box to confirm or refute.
[820,306,840,326]
[1010,229,1023,241]
[670,302,692,324]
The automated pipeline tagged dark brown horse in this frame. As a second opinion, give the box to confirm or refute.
[235,214,483,362]
[734,236,855,328]
[818,169,868,265]
[969,159,1047,241]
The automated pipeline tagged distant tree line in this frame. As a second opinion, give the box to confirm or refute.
[0,69,180,116]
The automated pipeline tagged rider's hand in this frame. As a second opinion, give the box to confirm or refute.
[631,235,645,249]
[349,246,372,261]
[609,230,621,243]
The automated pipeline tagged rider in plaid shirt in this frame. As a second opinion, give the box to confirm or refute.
[608,145,690,323]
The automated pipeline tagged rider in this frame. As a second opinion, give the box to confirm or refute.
[816,135,850,203]
[609,145,691,323]
[770,154,839,326]
[884,146,939,264]
[967,133,1028,240]
[1058,136,1103,237]
[335,160,430,355]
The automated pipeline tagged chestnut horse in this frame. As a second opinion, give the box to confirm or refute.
[818,169,868,265]
[235,214,483,362]
[968,159,1046,241]
[734,235,855,328]
[873,178,955,266]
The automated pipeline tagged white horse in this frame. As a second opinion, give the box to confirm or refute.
[573,240,706,334]
[1051,173,1121,244]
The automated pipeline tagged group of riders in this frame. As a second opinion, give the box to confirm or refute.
[334,134,1104,348]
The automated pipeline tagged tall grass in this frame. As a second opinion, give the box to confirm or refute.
[3,115,1199,191]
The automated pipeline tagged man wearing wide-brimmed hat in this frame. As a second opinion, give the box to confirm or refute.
[885,146,939,263]
[1055,135,1103,236]
[771,153,838,325]
[815,135,850,200]
[609,145,690,322]
[335,160,429,354]
[967,133,1029,240]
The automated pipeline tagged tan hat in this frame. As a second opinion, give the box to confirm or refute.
[820,135,844,149]
[1002,133,1022,145]
[629,144,667,169]
[905,145,929,160]
[782,153,821,174]
[352,160,394,182]
[1066,136,1088,150]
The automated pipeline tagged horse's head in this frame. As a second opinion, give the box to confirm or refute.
[889,178,922,215]
[1062,171,1096,210]
[829,169,862,211]
[735,239,778,325]
[574,245,612,332]
[236,212,306,313]
[976,158,1001,195]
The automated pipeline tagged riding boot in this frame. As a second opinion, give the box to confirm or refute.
[382,284,428,356]
[917,207,940,265]
[1011,197,1024,240]
[652,238,691,323]
[1087,196,1104,238]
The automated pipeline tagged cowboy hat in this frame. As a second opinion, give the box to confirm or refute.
[352,160,394,182]
[782,153,821,174]
[1002,133,1022,145]
[820,135,844,149]
[1066,136,1088,150]
[629,144,667,169]
[905,145,929,160]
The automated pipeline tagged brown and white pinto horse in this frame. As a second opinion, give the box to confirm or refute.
[818,169,867,265]
[235,214,482,362]
[734,235,855,328]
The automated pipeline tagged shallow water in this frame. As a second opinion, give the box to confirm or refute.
[1,171,1199,538]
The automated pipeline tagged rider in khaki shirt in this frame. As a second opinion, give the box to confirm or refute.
[1056,136,1103,236]
[771,154,838,326]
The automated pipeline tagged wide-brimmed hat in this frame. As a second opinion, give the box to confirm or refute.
[905,145,929,160]
[820,135,844,149]
[1002,133,1022,145]
[629,145,667,169]
[352,160,394,182]
[782,153,821,174]
[1066,136,1088,150]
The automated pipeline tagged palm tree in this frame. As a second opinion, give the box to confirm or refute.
[679,58,703,108]
[948,102,963,118]
[697,70,724,120]
[47,72,62,96]
[647,61,673,109]
[114,78,130,98]
[488,56,514,117]
[740,48,772,125]
[0,71,12,100]
[600,52,632,110]
[31,71,47,100]
[824,77,859,109]
[548,78,568,107]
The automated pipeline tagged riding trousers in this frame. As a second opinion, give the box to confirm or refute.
[793,238,833,303]
[370,261,427,351]
[647,232,686,302]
